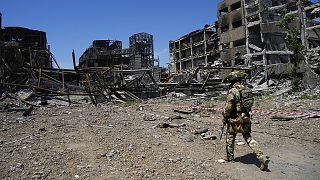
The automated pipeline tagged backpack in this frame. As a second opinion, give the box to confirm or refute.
[239,85,254,111]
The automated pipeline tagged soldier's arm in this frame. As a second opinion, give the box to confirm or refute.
[223,89,237,122]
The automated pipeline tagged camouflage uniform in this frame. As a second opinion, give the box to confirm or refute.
[223,73,270,171]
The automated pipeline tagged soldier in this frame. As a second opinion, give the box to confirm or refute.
[222,70,270,171]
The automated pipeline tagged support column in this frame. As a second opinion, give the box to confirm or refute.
[179,40,182,73]
[242,0,251,66]
[191,36,194,69]
[203,29,208,66]
[298,0,307,50]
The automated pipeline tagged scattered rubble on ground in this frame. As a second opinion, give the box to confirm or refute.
[0,88,319,179]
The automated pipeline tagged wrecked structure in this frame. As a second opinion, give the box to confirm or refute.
[130,33,158,69]
[217,0,320,77]
[0,14,54,90]
[164,0,320,93]
[79,32,162,82]
[169,26,219,74]
[0,18,160,103]
[0,26,52,70]
[79,33,158,70]
[78,40,130,68]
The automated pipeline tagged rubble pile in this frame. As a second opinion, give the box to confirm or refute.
[304,47,320,89]
[307,47,320,74]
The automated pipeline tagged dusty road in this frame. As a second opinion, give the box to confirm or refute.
[0,95,319,179]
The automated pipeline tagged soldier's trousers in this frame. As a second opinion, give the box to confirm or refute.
[226,131,264,162]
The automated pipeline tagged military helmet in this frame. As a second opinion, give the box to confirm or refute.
[223,70,248,83]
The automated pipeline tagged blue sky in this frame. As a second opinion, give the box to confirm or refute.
[1,0,219,68]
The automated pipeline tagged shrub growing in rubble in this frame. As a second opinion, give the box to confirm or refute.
[277,3,305,92]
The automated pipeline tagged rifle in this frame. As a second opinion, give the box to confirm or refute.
[219,123,226,140]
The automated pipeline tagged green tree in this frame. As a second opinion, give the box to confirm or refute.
[277,4,304,91]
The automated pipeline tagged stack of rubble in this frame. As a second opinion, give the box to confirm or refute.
[304,47,320,89]
[307,47,320,74]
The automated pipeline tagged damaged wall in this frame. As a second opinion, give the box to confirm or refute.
[78,40,130,68]
[79,33,158,70]
[169,26,219,74]
[0,24,52,83]
[217,0,320,78]
[129,33,157,69]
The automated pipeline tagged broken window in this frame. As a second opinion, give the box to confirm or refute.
[232,20,243,28]
[192,34,204,44]
[181,49,191,59]
[231,1,242,11]
[169,42,174,53]
[268,54,289,64]
[175,42,179,49]
[181,38,191,49]
[234,52,245,65]
[264,33,287,51]
[219,7,228,16]
[247,15,260,23]
[181,62,187,70]
[245,0,255,4]
[220,25,229,33]
[175,53,180,60]
[271,0,287,6]
[246,4,259,17]
[233,39,245,47]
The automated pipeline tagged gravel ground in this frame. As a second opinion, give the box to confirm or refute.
[0,94,319,179]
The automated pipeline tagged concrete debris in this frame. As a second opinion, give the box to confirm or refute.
[10,163,24,172]
[179,134,194,142]
[167,92,187,98]
[22,106,34,116]
[173,109,194,114]
[158,122,186,128]
[202,134,217,140]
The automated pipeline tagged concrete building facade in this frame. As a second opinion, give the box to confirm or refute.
[129,33,158,69]
[217,0,320,76]
[169,26,219,74]
[79,33,158,70]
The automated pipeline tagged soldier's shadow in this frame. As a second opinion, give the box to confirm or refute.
[235,153,260,168]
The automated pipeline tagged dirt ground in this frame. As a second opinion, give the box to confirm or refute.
[0,93,319,180]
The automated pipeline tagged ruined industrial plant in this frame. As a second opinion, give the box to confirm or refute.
[1,0,320,179]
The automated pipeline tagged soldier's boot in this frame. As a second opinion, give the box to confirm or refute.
[224,155,235,163]
[259,155,270,171]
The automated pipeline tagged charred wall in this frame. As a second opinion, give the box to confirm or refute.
[129,33,155,69]
[79,40,130,68]
[0,26,51,71]
[217,0,320,76]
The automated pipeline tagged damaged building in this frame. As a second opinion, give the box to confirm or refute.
[129,33,158,69]
[79,32,158,70]
[79,32,162,82]
[0,14,52,84]
[78,40,130,68]
[217,0,320,76]
[169,26,220,74]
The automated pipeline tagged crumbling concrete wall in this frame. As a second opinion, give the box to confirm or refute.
[129,33,155,69]
[79,40,130,68]
[217,0,320,80]
[169,27,219,74]
[304,47,320,89]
